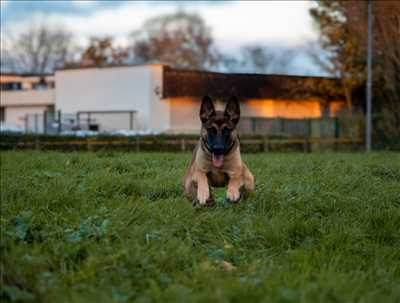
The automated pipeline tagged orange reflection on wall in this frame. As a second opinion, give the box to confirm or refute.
[167,97,200,132]
[245,99,322,118]
[166,97,347,122]
[329,101,346,117]
[243,100,275,117]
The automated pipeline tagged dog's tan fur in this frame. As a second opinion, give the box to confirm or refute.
[183,98,254,206]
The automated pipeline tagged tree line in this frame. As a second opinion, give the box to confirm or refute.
[310,0,399,145]
[1,11,294,75]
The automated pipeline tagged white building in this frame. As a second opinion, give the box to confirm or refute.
[1,64,347,134]
[55,64,166,132]
[0,74,55,132]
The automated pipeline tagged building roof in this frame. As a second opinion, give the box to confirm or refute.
[0,72,54,77]
[56,63,164,72]
[162,67,344,101]
[0,73,54,84]
[56,63,344,101]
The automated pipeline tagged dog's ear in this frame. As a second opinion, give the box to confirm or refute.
[224,96,240,125]
[200,96,215,123]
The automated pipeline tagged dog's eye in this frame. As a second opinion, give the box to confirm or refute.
[208,127,217,136]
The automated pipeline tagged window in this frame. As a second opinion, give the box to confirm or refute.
[0,82,22,91]
[33,77,48,90]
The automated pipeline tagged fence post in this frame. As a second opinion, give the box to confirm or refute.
[309,119,313,152]
[303,119,311,153]
[334,117,339,151]
[34,113,39,134]
[181,138,186,152]
[43,110,48,134]
[86,138,93,152]
[262,136,269,152]
[88,112,91,127]
[76,113,80,130]
[25,114,28,134]
[251,118,257,134]
[276,118,284,134]
[303,137,309,153]
[303,118,308,138]
[129,112,134,130]
[136,136,140,152]
[35,136,40,151]
[57,110,62,134]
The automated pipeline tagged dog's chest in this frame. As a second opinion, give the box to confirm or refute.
[206,169,229,187]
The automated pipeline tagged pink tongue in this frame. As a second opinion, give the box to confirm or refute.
[212,154,224,168]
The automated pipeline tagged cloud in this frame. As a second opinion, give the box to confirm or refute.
[0,0,9,17]
[61,4,175,45]
[3,1,318,47]
[71,0,97,6]
[1,1,323,74]
[199,1,318,48]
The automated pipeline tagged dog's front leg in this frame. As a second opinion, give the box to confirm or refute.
[226,175,243,203]
[195,171,210,205]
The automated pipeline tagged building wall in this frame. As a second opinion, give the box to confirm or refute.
[78,113,134,132]
[1,89,55,127]
[1,89,55,106]
[148,65,170,131]
[168,98,201,133]
[0,75,22,82]
[4,106,48,129]
[168,97,233,133]
[55,65,163,131]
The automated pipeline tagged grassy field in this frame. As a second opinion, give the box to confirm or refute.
[1,151,400,303]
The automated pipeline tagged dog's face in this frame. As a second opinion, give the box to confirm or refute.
[200,95,240,168]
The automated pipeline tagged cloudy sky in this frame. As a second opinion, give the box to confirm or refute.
[1,0,324,75]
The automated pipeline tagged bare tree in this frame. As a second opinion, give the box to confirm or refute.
[310,1,366,112]
[310,0,400,145]
[343,1,400,113]
[311,1,400,109]
[75,37,129,67]
[3,22,74,74]
[240,46,272,73]
[131,11,219,70]
[222,45,295,74]
[220,54,244,73]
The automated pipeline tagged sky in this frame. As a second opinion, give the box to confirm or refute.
[0,0,324,75]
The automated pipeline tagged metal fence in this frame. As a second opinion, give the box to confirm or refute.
[76,110,136,132]
[23,110,364,151]
[238,116,363,139]
[25,113,45,134]
[24,110,137,134]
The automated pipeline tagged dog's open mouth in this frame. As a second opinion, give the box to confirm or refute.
[212,154,224,168]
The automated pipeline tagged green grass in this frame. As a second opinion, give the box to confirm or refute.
[1,151,400,303]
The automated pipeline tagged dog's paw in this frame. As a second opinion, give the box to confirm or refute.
[226,189,241,203]
[192,198,204,208]
[196,191,210,205]
[193,196,214,207]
